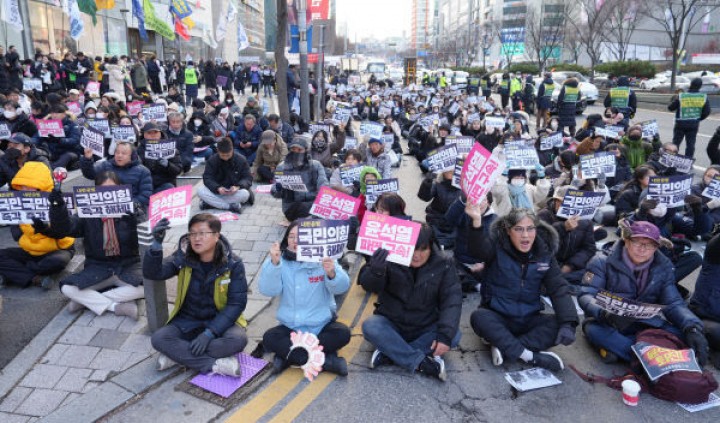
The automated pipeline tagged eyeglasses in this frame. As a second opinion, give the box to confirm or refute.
[628,239,658,251]
[187,231,217,239]
[511,226,536,234]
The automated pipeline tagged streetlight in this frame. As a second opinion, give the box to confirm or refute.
[119,9,131,56]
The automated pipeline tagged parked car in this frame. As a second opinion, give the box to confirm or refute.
[551,72,599,104]
[453,71,469,88]
[648,76,691,92]
[700,76,720,94]
[532,76,587,114]
[387,69,404,85]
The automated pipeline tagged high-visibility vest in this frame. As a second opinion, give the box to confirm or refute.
[185,68,198,85]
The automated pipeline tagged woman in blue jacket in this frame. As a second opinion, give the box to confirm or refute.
[259,220,351,376]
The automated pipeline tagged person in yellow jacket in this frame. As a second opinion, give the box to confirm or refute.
[0,162,74,289]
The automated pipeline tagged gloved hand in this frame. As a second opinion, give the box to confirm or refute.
[708,198,720,210]
[152,217,170,243]
[535,163,545,178]
[685,327,709,367]
[158,158,169,167]
[639,199,659,215]
[47,133,56,139]
[368,248,389,275]
[554,324,576,346]
[189,329,214,356]
[31,218,50,235]
[274,182,284,193]
[597,171,607,189]
[600,310,637,332]
[685,195,703,215]
[48,189,65,207]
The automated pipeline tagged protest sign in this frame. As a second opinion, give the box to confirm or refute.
[460,144,504,205]
[339,164,362,186]
[556,190,605,220]
[73,185,133,218]
[448,102,460,115]
[148,185,192,229]
[382,134,394,146]
[701,175,720,200]
[641,120,659,139]
[22,78,43,92]
[274,171,309,192]
[67,101,82,116]
[85,118,111,138]
[38,119,65,137]
[309,123,331,136]
[333,102,353,124]
[216,75,228,87]
[659,153,695,174]
[452,156,465,189]
[543,131,564,150]
[445,136,474,155]
[594,126,620,139]
[467,113,481,123]
[505,368,562,392]
[111,125,137,142]
[127,101,144,116]
[378,106,392,117]
[142,104,168,122]
[365,178,399,207]
[309,187,361,220]
[144,139,177,160]
[86,81,100,97]
[579,152,617,178]
[359,121,384,139]
[426,144,458,173]
[647,175,693,207]
[505,145,539,170]
[484,116,505,129]
[297,219,350,262]
[0,123,11,140]
[594,290,663,318]
[356,212,421,266]
[0,191,58,224]
[343,136,357,150]
[631,341,701,382]
[80,126,105,158]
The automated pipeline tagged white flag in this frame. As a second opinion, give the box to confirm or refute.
[215,2,237,43]
[1,0,23,31]
[202,26,218,49]
[68,0,84,40]
[237,20,249,51]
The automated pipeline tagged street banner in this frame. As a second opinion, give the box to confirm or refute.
[579,152,617,178]
[22,78,43,92]
[80,126,105,158]
[641,120,659,139]
[594,290,663,319]
[356,212,421,266]
[701,175,720,200]
[484,116,505,129]
[297,219,349,263]
[426,144,458,173]
[148,185,192,229]
[85,117,111,138]
[127,101,144,116]
[631,342,701,382]
[67,101,82,116]
[460,143,504,205]
[556,190,605,220]
[73,185,133,218]
[144,139,177,160]
[309,123,331,136]
[647,175,693,207]
[505,145,539,170]
[679,93,707,119]
[111,125,137,142]
[0,123,11,139]
[365,178,399,207]
[333,102,352,125]
[310,186,361,220]
[274,170,308,192]
[142,103,168,122]
[38,119,65,137]
[0,191,72,224]
[339,164,362,186]
[659,153,695,174]
[445,136,474,154]
[86,81,100,97]
[359,121,384,139]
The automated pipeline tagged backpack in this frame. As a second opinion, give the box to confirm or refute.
[570,328,717,405]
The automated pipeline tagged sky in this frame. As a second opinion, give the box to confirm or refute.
[336,0,412,41]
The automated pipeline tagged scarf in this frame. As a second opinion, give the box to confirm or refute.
[508,183,533,209]
[102,217,121,257]
[621,246,652,295]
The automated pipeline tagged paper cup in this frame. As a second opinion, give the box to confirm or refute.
[621,379,641,406]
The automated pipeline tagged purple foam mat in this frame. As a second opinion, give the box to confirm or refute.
[189,353,269,398]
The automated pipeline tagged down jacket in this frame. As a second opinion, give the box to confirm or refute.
[80,154,153,207]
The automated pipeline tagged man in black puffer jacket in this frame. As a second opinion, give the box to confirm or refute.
[136,123,183,193]
[198,138,253,213]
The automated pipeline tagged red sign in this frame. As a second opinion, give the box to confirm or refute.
[308,53,324,64]
[308,0,329,21]
[309,186,361,220]
[356,212,421,267]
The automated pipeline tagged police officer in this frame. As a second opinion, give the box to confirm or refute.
[668,77,711,159]
[536,72,555,129]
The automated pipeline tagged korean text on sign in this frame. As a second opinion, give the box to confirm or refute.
[274,171,309,192]
[426,144,458,173]
[445,136,474,155]
[0,191,51,224]
[309,187,361,220]
[73,185,134,218]
[80,126,105,158]
[647,175,693,208]
[702,175,720,200]
[504,145,539,170]
[365,178,399,207]
[148,185,192,229]
[556,190,605,220]
[579,152,616,178]
[143,104,168,122]
[339,164,362,186]
[144,140,177,160]
[355,212,421,266]
[460,143,504,205]
[297,219,350,263]
[38,119,66,137]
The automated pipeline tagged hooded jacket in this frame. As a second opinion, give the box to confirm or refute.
[271,156,328,213]
[251,132,288,176]
[143,234,248,336]
[417,174,461,228]
[468,218,578,325]
[80,153,153,207]
[10,162,74,256]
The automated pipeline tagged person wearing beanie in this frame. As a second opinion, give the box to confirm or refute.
[365,136,393,179]
[0,162,75,289]
[620,124,655,169]
[252,130,288,182]
[668,77,711,158]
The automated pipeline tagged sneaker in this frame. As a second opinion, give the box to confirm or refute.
[598,348,619,364]
[212,356,242,377]
[531,351,564,372]
[272,354,290,375]
[246,189,255,206]
[370,349,393,369]
[228,203,242,214]
[491,346,504,366]
[114,302,138,320]
[199,201,212,210]
[323,353,348,376]
[417,355,446,381]
[156,354,177,371]
[32,275,53,290]
[67,301,85,313]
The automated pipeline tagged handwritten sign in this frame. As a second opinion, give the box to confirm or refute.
[309,187,361,220]
[356,212,421,266]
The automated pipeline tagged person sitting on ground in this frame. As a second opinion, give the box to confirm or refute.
[691,165,720,229]
[167,111,196,173]
[579,220,709,366]
[0,162,74,289]
[39,103,83,170]
[46,171,143,319]
[689,227,720,369]
[136,122,183,193]
[259,221,351,376]
[267,113,295,144]
[310,125,346,171]
[1,100,38,138]
[271,137,327,222]
[231,114,262,164]
[614,165,656,222]
[251,130,288,183]
[418,167,461,249]
[187,111,216,162]
[198,137,253,214]
[491,168,550,217]
[146,214,249,376]
[0,133,49,188]
[364,136,393,179]
[360,223,462,381]
[329,149,363,195]
[466,206,578,372]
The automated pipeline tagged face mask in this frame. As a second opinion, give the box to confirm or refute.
[649,203,667,218]
[193,119,202,127]
[550,122,558,130]
[96,112,106,119]
[629,134,641,141]
[226,99,233,104]
[3,110,16,119]
[86,113,96,119]
[286,151,305,167]
[511,178,525,187]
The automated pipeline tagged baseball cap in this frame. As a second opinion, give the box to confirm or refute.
[261,130,277,145]
[9,133,33,145]
[628,221,661,244]
[141,122,161,133]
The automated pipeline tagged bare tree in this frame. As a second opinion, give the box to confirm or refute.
[487,19,516,69]
[274,0,289,121]
[601,0,647,61]
[564,0,612,80]
[524,3,567,72]
[642,0,720,89]
[563,30,583,64]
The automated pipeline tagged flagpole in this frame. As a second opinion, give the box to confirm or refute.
[298,0,310,122]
